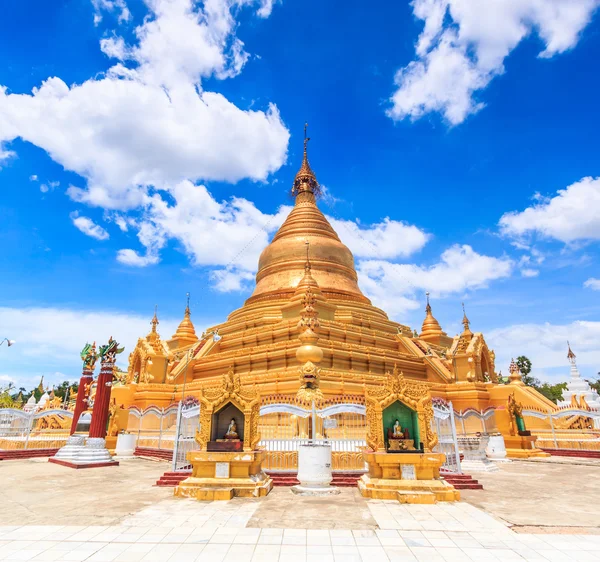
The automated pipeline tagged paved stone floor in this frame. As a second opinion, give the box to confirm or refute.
[0,457,599,561]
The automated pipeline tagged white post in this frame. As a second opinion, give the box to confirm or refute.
[172,401,183,472]
[311,400,317,442]
[449,403,462,474]
[158,408,164,450]
[24,412,34,450]
[548,410,557,448]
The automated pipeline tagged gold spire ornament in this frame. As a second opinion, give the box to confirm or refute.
[508,358,523,384]
[291,123,321,198]
[296,261,324,402]
[420,292,444,339]
[172,292,198,344]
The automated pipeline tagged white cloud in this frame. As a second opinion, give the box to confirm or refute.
[487,320,600,382]
[71,213,110,241]
[0,306,198,389]
[40,180,59,194]
[329,217,429,259]
[357,244,514,317]
[584,277,600,290]
[0,0,289,211]
[0,145,15,166]
[91,0,131,25]
[390,0,600,124]
[499,176,600,243]
[521,268,539,278]
[29,174,38,181]
[116,248,159,267]
[210,268,255,292]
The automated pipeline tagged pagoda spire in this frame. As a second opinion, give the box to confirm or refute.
[150,305,159,333]
[420,292,443,338]
[461,303,473,337]
[172,292,198,343]
[291,123,321,199]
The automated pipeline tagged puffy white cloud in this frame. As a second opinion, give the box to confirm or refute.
[499,176,600,243]
[0,0,289,211]
[29,174,38,181]
[117,180,291,272]
[116,248,159,267]
[40,180,59,194]
[357,244,514,317]
[521,268,539,278]
[0,145,15,166]
[329,217,429,259]
[390,0,600,124]
[584,277,600,290]
[71,213,110,241]
[91,0,131,25]
[487,320,600,382]
[0,306,205,389]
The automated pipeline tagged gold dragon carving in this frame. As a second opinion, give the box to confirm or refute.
[194,366,261,452]
[364,364,437,452]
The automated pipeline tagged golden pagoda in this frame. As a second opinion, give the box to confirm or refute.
[113,132,564,463]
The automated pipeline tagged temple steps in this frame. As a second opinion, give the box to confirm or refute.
[0,448,59,460]
[541,448,600,459]
[440,471,484,490]
[266,471,366,487]
[134,447,173,462]
[156,471,191,487]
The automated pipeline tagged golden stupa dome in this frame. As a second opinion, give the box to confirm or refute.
[247,132,369,304]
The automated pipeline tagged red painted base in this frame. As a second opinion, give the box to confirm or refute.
[48,458,119,469]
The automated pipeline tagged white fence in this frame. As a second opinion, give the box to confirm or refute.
[0,408,73,450]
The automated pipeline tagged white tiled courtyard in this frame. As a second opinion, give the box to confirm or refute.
[1,497,599,561]
[1,458,599,561]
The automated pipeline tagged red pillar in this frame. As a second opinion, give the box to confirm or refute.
[88,361,113,439]
[70,369,94,435]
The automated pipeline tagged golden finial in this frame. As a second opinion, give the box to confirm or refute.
[151,305,159,333]
[425,291,431,313]
[185,292,191,316]
[567,340,576,360]
[304,122,310,153]
[292,123,320,198]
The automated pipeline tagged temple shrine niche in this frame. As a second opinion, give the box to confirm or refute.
[175,369,273,500]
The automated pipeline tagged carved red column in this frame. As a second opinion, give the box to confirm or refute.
[70,369,94,435]
[89,358,114,439]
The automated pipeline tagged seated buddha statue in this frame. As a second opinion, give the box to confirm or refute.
[224,418,239,440]
[392,420,403,438]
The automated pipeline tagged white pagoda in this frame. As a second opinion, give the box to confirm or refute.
[558,343,600,427]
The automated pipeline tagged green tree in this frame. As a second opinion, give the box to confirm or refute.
[536,382,567,404]
[516,356,536,386]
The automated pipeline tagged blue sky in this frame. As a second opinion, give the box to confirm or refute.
[1,0,599,390]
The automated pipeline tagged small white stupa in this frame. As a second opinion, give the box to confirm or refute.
[23,394,37,413]
[558,343,600,427]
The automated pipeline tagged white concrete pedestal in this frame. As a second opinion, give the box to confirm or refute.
[291,442,340,496]
[49,437,118,468]
[486,433,510,463]
[114,433,136,459]
[458,435,499,473]
[51,435,87,461]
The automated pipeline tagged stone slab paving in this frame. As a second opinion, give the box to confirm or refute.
[0,497,599,561]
